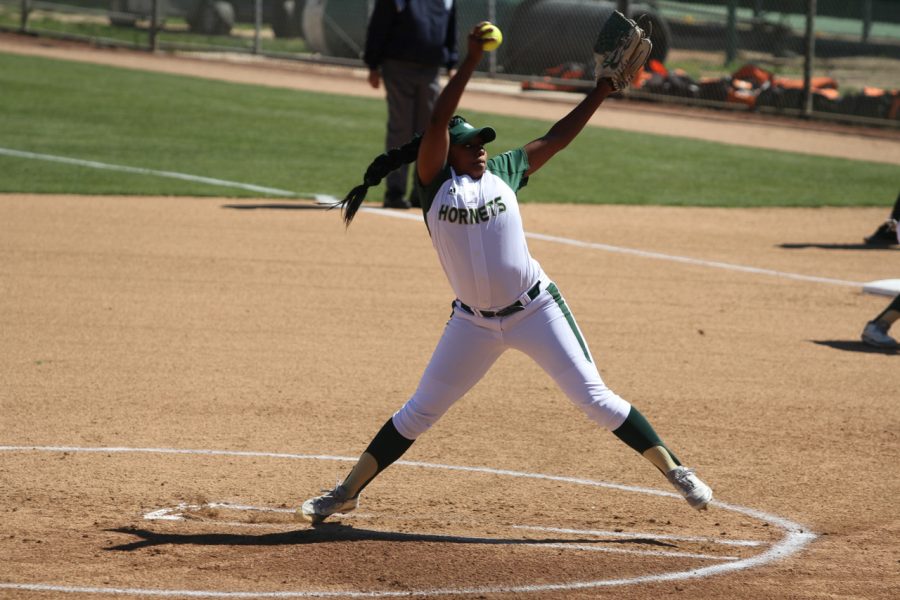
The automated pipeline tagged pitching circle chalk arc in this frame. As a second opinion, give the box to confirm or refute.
[0,445,817,598]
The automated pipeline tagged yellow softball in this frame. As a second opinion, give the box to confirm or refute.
[480,23,503,52]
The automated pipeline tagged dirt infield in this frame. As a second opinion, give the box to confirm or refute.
[2,34,900,600]
[1,193,898,599]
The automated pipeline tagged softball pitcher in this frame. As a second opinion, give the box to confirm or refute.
[302,17,713,523]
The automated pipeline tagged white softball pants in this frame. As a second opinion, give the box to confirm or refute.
[392,282,632,440]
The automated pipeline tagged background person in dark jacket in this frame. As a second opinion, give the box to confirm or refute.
[365,0,458,209]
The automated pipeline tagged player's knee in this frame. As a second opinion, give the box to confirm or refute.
[572,382,631,430]
[392,405,435,440]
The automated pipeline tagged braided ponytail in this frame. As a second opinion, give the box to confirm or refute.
[336,135,423,226]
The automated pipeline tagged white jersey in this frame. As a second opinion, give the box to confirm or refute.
[393,149,630,442]
[418,148,544,311]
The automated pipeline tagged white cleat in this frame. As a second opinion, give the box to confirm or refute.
[299,485,359,524]
[666,466,713,511]
[861,321,898,349]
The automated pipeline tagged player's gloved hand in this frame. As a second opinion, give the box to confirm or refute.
[593,11,653,92]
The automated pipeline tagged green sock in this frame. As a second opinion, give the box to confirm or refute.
[612,407,681,466]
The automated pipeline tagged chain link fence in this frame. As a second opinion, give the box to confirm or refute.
[2,0,899,126]
[641,1,900,124]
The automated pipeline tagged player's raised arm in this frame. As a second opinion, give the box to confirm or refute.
[523,12,652,177]
[417,23,493,186]
[522,81,614,177]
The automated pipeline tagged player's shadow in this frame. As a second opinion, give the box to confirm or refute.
[778,243,898,250]
[811,340,898,354]
[104,525,676,552]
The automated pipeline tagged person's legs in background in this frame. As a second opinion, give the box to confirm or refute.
[381,61,441,209]
[408,67,441,208]
[381,60,417,209]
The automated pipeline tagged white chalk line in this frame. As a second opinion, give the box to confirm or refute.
[514,525,765,547]
[530,543,736,561]
[141,502,738,561]
[365,208,865,289]
[0,147,300,198]
[1,147,866,289]
[0,445,816,598]
[526,231,864,288]
[143,502,298,521]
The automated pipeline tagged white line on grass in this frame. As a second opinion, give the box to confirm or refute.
[0,147,298,197]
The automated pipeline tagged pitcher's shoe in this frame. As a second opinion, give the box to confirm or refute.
[666,466,713,511]
[861,321,899,349]
[300,485,359,524]
[863,219,898,246]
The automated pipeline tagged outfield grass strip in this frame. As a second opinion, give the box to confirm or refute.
[1,52,896,205]
[0,147,298,197]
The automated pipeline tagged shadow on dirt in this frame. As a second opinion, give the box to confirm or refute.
[104,525,677,552]
[778,243,898,251]
[222,203,332,211]
[811,340,898,354]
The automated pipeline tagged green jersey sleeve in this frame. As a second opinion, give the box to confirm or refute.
[487,148,530,192]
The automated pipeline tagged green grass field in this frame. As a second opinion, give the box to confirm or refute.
[0,51,895,207]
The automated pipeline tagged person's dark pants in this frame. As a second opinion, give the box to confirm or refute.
[381,59,441,203]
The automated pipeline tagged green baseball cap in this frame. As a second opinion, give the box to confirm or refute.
[448,116,496,146]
